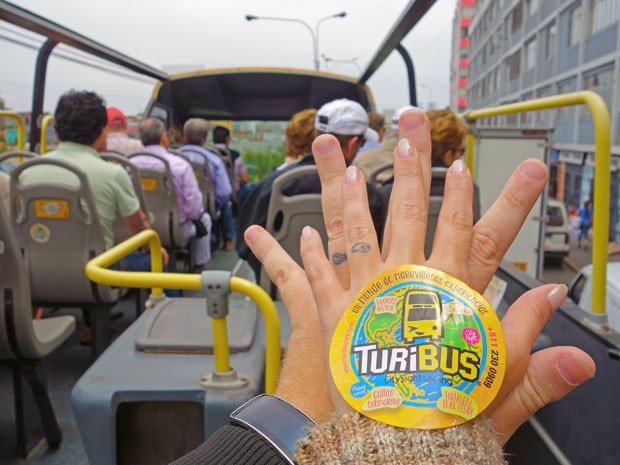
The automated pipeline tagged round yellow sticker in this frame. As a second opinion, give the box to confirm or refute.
[330,265,506,429]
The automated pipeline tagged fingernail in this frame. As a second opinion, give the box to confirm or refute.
[520,160,547,182]
[301,226,312,239]
[345,165,359,184]
[314,136,334,157]
[557,354,595,386]
[450,159,466,175]
[400,109,426,131]
[244,226,259,242]
[547,284,568,309]
[396,138,412,158]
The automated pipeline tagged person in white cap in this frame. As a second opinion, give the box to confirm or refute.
[235,98,386,276]
[354,104,416,183]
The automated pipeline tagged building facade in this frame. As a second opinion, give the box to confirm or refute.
[450,0,478,113]
[464,0,620,241]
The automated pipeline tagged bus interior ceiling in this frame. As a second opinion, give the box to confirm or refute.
[2,1,619,465]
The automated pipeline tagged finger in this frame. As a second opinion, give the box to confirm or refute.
[384,138,427,266]
[244,225,319,330]
[427,159,473,280]
[341,166,382,288]
[312,135,350,287]
[398,109,431,203]
[467,159,548,292]
[488,346,595,445]
[300,226,344,338]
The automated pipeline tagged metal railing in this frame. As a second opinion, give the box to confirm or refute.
[464,91,610,316]
[85,229,281,393]
[0,110,24,150]
[40,114,54,154]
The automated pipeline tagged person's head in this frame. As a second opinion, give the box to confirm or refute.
[391,105,416,133]
[106,107,127,133]
[54,90,108,151]
[213,126,230,145]
[184,118,210,145]
[427,108,467,167]
[314,98,369,166]
[139,117,168,148]
[285,108,317,159]
[584,199,590,209]
[367,111,385,141]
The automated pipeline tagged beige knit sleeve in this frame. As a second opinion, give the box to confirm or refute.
[295,412,508,465]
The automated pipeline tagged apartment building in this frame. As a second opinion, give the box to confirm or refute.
[450,0,478,113]
[464,0,620,240]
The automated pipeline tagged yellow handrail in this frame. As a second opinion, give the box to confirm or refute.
[85,229,281,393]
[0,110,25,150]
[40,114,54,154]
[464,91,610,316]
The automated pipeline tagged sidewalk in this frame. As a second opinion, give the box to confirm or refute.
[563,238,620,272]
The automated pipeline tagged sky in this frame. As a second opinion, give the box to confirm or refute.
[0,0,458,115]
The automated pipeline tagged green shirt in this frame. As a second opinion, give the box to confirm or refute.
[20,142,140,249]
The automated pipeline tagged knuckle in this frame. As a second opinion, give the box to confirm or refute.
[470,227,503,267]
[271,261,300,289]
[518,371,549,416]
[325,215,344,241]
[346,225,373,242]
[501,189,523,211]
[444,208,471,232]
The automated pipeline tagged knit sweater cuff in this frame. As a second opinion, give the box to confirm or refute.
[295,412,508,465]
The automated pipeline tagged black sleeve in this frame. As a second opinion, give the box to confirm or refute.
[170,425,287,465]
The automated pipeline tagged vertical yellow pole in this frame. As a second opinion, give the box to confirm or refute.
[212,318,231,373]
[465,132,475,179]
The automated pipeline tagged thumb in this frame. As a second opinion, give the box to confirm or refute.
[487,346,595,445]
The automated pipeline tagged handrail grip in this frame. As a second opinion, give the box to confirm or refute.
[464,91,610,316]
[0,110,25,150]
[85,229,281,393]
[40,114,54,154]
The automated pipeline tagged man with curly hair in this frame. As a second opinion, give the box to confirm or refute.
[19,90,172,343]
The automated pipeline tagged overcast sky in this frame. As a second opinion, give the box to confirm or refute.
[0,0,458,115]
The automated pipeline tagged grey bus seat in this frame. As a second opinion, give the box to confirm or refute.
[425,167,480,258]
[368,161,394,185]
[0,196,76,456]
[174,147,220,221]
[10,158,121,356]
[101,152,149,244]
[261,165,327,298]
[0,151,40,172]
[208,145,238,205]
[128,152,187,250]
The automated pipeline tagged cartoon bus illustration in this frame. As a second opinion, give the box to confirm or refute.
[402,290,443,343]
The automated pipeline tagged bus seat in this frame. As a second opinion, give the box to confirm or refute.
[261,165,327,298]
[368,161,394,185]
[10,158,121,356]
[101,152,149,244]
[0,151,39,172]
[0,198,76,457]
[128,152,190,270]
[174,148,220,221]
[208,145,238,205]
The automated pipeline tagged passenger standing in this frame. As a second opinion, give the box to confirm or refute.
[578,200,593,250]
[132,118,212,271]
[213,126,247,249]
[105,107,144,155]
[353,105,415,182]
[181,118,233,209]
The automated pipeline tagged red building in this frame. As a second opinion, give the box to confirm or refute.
[450,0,478,113]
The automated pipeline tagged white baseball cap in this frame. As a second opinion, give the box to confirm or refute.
[315,98,369,136]
[391,105,417,130]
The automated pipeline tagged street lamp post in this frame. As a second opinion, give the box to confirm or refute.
[245,12,346,70]
[322,54,362,74]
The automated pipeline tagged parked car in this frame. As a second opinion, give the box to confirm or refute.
[567,262,620,333]
[544,198,570,263]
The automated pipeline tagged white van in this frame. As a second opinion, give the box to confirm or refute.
[544,199,570,262]
[567,262,620,332]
